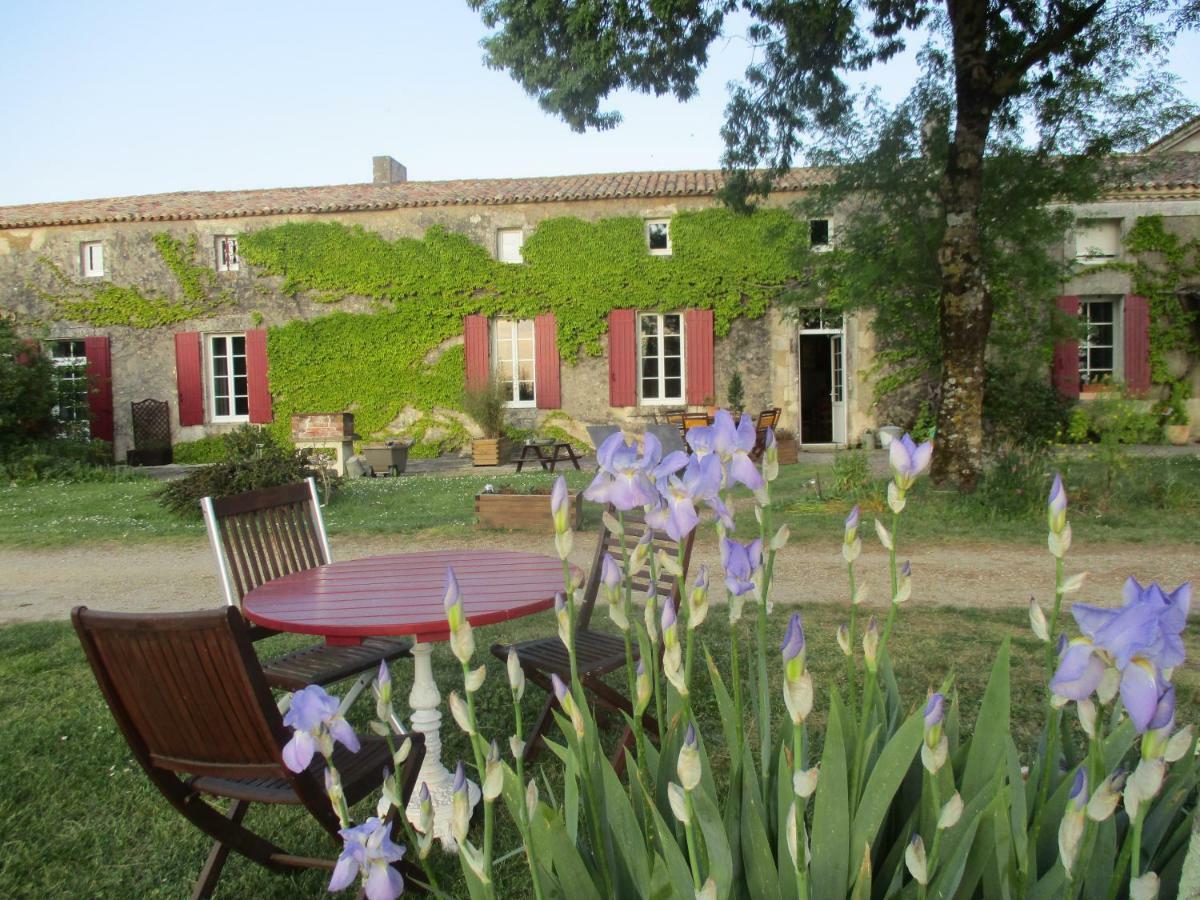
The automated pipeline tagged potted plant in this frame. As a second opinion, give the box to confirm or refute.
[774,427,799,464]
[727,370,745,417]
[1161,381,1192,446]
[475,483,582,529]
[463,380,511,466]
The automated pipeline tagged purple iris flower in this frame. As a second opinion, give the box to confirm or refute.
[281,684,360,772]
[584,432,662,511]
[551,476,568,514]
[329,817,407,900]
[721,537,762,597]
[712,410,764,491]
[661,454,724,540]
[551,672,569,703]
[845,505,860,534]
[1150,684,1176,732]
[781,612,805,662]
[684,422,716,457]
[1052,577,1190,731]
[1048,474,1068,531]
[601,554,621,590]
[924,693,945,730]
[1068,769,1088,808]
[889,433,933,490]
[684,722,697,748]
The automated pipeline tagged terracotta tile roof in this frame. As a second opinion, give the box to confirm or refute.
[0,168,829,230]
[2,153,1196,230]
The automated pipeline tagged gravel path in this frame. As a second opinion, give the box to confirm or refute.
[2,530,1195,625]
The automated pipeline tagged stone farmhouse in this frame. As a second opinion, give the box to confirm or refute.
[1,123,1198,462]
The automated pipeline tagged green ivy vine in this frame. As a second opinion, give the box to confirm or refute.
[245,208,805,439]
[34,234,229,327]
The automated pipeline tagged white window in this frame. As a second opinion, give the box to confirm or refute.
[47,340,90,438]
[1074,220,1121,263]
[497,228,524,264]
[1078,298,1122,387]
[810,219,831,251]
[80,242,104,277]
[494,318,535,406]
[639,312,685,403]
[207,334,249,421]
[215,236,239,272]
[646,219,671,256]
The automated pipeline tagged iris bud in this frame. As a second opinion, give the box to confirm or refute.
[506,647,525,701]
[863,617,880,673]
[836,623,851,656]
[938,792,963,830]
[677,723,702,791]
[905,835,928,885]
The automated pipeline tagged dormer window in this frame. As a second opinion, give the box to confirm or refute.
[1074,219,1121,263]
[80,242,104,277]
[646,219,671,256]
[809,219,831,251]
[497,228,524,264]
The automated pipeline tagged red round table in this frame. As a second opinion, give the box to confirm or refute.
[243,549,573,850]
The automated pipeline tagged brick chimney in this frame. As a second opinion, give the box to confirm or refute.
[373,156,407,184]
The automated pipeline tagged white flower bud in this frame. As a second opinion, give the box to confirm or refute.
[507,648,525,701]
[784,670,814,725]
[465,664,487,693]
[644,600,659,643]
[449,620,475,664]
[921,736,948,774]
[1097,667,1120,705]
[1058,805,1085,876]
[602,511,623,535]
[668,782,690,823]
[554,529,574,561]
[483,755,503,802]
[1029,598,1049,642]
[1125,758,1166,820]
[525,778,539,819]
[842,538,862,564]
[905,835,928,885]
[1086,773,1124,822]
[1165,725,1194,763]
[1061,571,1087,594]
[836,624,851,656]
[1077,699,1097,739]
[852,583,868,606]
[1130,872,1159,900]
[793,765,819,799]
[938,792,963,830]
[770,524,790,551]
[786,800,799,867]
[677,742,701,792]
[509,735,525,761]
[887,481,906,514]
[875,519,893,551]
[657,548,683,577]
[449,690,474,735]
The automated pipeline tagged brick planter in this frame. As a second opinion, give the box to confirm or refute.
[475,491,582,530]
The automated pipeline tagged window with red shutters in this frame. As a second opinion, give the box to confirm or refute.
[684,308,714,405]
[608,309,637,407]
[174,332,205,426]
[533,313,561,409]
[464,314,490,394]
[245,329,272,423]
[1051,296,1081,398]
[82,336,113,443]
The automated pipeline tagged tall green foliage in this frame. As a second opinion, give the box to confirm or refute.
[0,319,57,456]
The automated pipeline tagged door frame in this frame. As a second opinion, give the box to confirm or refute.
[796,313,848,447]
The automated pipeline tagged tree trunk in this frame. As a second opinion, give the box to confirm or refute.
[932,0,994,492]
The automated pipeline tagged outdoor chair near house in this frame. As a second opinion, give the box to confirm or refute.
[645,423,687,457]
[126,398,172,466]
[491,507,695,772]
[584,424,621,466]
[72,605,424,900]
[681,412,712,453]
[750,407,782,461]
[201,477,411,712]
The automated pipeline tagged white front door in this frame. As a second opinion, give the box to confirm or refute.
[831,333,846,444]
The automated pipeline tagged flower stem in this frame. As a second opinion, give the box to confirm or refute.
[846,561,859,724]
[792,722,809,900]
[511,694,546,900]
[683,792,703,891]
[730,611,744,754]
[757,495,776,802]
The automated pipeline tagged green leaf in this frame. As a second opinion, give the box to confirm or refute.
[1006,737,1028,878]
[602,758,651,897]
[848,709,922,889]
[639,777,696,900]
[933,811,983,899]
[739,744,783,900]
[961,638,1011,804]
[851,841,873,900]
[1080,815,1115,900]
[705,643,741,769]
[810,689,851,900]
[776,743,799,900]
[535,804,604,900]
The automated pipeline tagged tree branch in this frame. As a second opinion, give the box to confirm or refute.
[991,0,1108,99]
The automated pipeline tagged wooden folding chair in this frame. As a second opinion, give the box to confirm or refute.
[681,412,712,454]
[491,509,694,771]
[201,478,411,712]
[72,605,425,900]
[751,407,781,461]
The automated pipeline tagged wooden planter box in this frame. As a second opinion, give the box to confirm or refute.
[776,437,799,465]
[475,491,582,530]
[472,437,511,467]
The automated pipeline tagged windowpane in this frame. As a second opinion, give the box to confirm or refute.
[209,334,249,421]
[664,356,681,378]
[641,316,657,336]
[642,357,659,378]
[493,318,535,405]
[518,381,535,402]
[643,379,659,399]
[234,396,249,416]
[664,378,682,398]
[647,221,670,253]
[664,335,681,357]
[663,314,680,335]
[638,312,685,403]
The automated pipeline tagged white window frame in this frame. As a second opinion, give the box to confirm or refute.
[80,242,104,277]
[46,339,91,437]
[1078,297,1124,387]
[493,318,536,407]
[1074,219,1121,264]
[215,236,240,272]
[646,219,672,256]
[496,228,524,264]
[207,333,250,422]
[637,312,686,405]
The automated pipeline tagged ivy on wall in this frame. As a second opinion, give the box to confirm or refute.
[242,208,806,439]
[34,235,229,328]
[1113,215,1199,385]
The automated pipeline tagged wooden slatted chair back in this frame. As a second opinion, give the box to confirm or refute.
[72,606,291,780]
[756,408,781,431]
[201,478,332,607]
[576,508,695,631]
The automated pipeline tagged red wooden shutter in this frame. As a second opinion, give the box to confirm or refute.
[608,309,637,407]
[245,329,273,423]
[464,314,490,392]
[1123,294,1151,396]
[684,308,715,406]
[174,332,205,426]
[1052,296,1081,399]
[534,313,561,409]
[82,336,114,443]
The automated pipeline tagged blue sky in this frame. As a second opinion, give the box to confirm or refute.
[0,0,1197,206]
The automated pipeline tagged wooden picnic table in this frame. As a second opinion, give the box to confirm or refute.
[515,441,581,473]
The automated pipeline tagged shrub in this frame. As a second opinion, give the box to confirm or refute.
[0,320,58,458]
[975,442,1051,519]
[170,434,228,464]
[983,364,1071,447]
[157,426,334,516]
[0,438,120,483]
[462,380,508,439]
[829,449,872,497]
[1065,389,1162,445]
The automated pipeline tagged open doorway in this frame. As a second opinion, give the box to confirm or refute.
[797,312,846,445]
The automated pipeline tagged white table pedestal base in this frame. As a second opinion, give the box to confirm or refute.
[404,639,480,853]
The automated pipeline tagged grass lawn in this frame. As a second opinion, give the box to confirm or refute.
[2,452,1197,548]
[2,604,1197,898]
